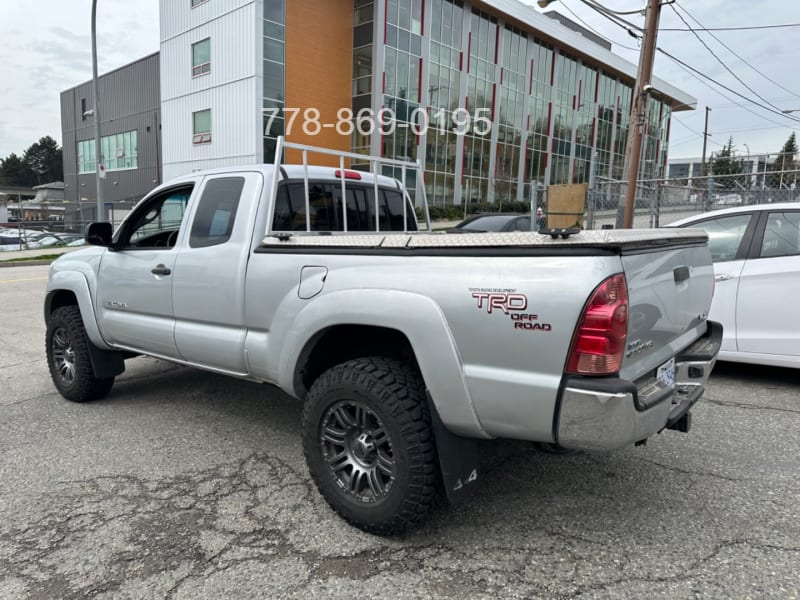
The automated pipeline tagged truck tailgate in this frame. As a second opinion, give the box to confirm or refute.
[619,242,715,382]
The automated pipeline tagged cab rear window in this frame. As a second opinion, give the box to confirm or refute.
[273,181,417,232]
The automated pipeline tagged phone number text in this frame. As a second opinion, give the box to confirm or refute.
[263,107,493,137]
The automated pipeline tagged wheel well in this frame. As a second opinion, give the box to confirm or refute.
[46,290,79,320]
[295,325,419,398]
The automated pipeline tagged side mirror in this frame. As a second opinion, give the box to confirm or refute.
[85,222,113,247]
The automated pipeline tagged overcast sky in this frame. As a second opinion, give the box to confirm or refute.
[1,0,798,162]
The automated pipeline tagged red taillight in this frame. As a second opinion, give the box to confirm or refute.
[334,169,362,180]
[566,273,629,376]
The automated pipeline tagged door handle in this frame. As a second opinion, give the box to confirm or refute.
[714,274,734,282]
[151,265,172,276]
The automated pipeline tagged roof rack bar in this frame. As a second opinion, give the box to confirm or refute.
[302,149,311,233]
[340,155,348,232]
[372,159,380,232]
[401,163,408,234]
[282,139,418,169]
[265,135,284,235]
[415,160,432,233]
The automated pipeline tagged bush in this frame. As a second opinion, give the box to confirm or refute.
[416,200,534,222]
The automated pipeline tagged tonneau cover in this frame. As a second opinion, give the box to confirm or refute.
[260,228,708,251]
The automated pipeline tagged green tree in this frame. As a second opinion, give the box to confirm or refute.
[764,132,797,188]
[710,136,745,190]
[23,136,63,184]
[0,153,33,186]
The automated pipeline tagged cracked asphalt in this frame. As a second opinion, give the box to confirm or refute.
[1,265,799,599]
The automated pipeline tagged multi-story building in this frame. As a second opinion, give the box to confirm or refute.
[62,1,696,214]
[60,53,162,222]
[160,0,695,206]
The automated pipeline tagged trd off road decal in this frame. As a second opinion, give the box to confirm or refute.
[469,288,552,332]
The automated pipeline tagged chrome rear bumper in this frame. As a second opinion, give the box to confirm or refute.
[556,321,722,452]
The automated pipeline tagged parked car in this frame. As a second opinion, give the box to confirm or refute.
[44,138,720,534]
[669,203,800,368]
[714,193,743,206]
[451,213,532,232]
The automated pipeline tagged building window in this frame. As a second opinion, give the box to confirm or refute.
[192,38,211,77]
[191,0,208,8]
[77,130,138,174]
[193,109,212,144]
[263,0,286,164]
[81,98,88,121]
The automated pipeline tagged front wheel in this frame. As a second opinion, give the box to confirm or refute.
[46,306,115,402]
[302,358,438,535]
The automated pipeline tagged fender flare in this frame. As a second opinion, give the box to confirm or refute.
[45,271,112,351]
[276,289,489,439]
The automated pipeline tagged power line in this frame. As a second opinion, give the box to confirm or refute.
[553,1,640,52]
[547,1,800,133]
[659,48,800,129]
[668,2,789,117]
[671,115,725,147]
[660,23,800,32]
[672,2,800,102]
[576,0,643,36]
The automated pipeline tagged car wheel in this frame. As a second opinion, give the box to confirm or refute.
[302,357,438,535]
[46,306,115,402]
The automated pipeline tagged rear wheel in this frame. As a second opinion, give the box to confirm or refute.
[46,306,115,402]
[302,358,438,535]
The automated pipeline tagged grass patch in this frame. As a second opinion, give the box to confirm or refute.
[0,254,63,263]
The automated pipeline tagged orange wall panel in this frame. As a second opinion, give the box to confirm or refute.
[285,0,354,166]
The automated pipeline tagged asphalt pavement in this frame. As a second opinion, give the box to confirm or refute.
[1,265,798,599]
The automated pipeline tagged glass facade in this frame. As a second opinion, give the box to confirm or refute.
[263,0,286,163]
[78,131,138,174]
[368,0,673,205]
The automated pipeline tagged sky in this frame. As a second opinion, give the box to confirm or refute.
[0,0,798,163]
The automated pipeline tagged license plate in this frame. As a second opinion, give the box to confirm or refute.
[657,357,676,387]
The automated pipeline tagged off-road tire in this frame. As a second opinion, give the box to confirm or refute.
[46,306,115,402]
[302,357,438,535]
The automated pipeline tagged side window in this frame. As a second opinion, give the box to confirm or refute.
[382,189,417,231]
[125,187,193,249]
[685,214,752,262]
[760,212,800,258]
[189,177,245,248]
[511,217,531,231]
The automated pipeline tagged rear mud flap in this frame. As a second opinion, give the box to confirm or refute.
[426,392,480,504]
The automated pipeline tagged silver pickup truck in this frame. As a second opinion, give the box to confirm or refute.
[44,139,721,534]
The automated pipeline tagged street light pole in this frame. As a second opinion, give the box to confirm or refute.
[91,0,105,222]
[620,0,663,229]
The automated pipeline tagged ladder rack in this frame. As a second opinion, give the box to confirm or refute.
[265,136,432,236]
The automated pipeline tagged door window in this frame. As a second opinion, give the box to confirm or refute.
[760,212,800,258]
[684,214,752,262]
[189,177,245,248]
[124,187,193,249]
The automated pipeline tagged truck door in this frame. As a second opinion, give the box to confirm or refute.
[172,173,263,374]
[95,185,194,359]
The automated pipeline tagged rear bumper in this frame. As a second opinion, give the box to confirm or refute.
[555,321,722,452]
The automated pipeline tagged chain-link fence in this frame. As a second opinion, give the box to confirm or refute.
[585,169,800,229]
[0,208,132,252]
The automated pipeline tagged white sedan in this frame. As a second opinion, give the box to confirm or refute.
[670,203,800,368]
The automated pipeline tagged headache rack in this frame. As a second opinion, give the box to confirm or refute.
[265,136,432,237]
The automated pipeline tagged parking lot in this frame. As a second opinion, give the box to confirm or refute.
[1,264,798,599]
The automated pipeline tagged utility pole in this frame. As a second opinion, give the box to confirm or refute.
[700,106,711,175]
[701,106,711,210]
[620,0,663,229]
[91,0,105,222]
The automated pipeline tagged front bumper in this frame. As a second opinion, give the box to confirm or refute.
[556,321,722,452]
